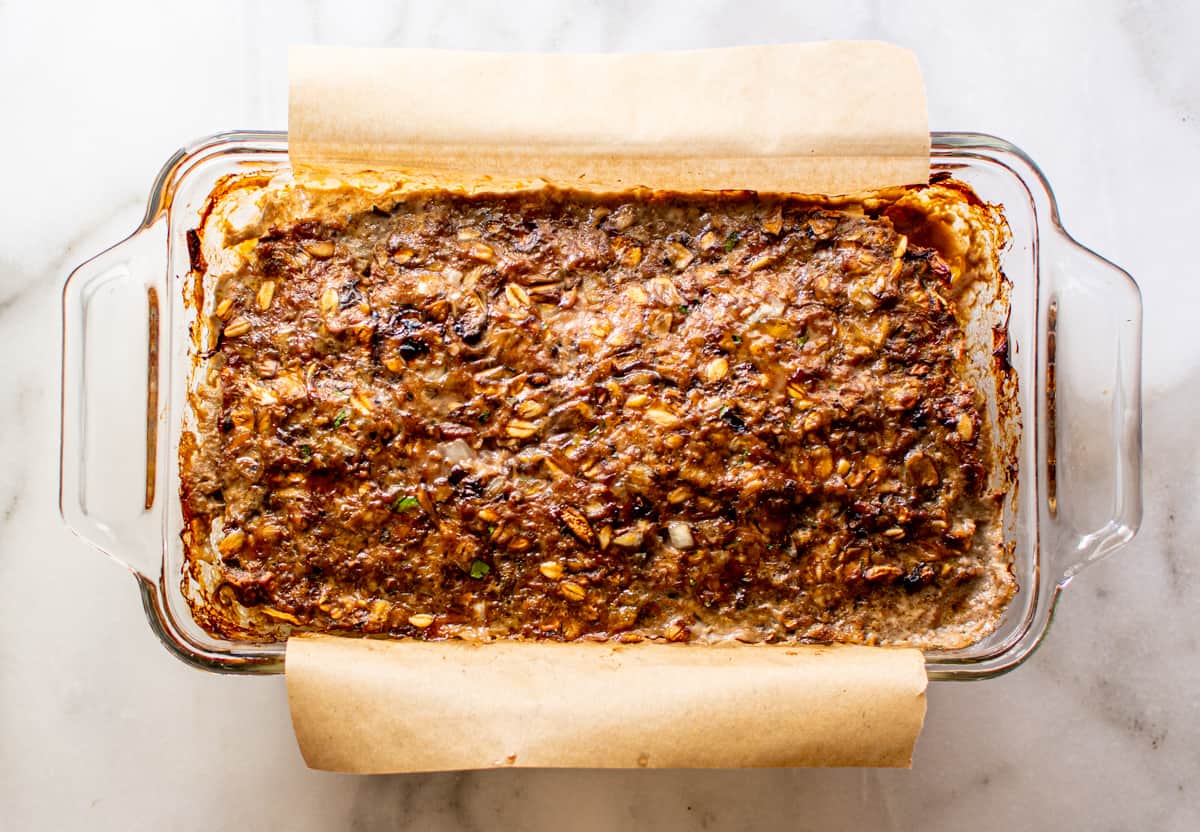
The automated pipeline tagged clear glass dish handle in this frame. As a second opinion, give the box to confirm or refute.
[1044,228,1143,584]
[60,221,168,580]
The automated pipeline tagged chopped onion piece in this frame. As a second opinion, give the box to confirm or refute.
[667,521,695,549]
[439,439,475,464]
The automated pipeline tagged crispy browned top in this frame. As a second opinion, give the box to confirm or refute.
[181,183,1013,647]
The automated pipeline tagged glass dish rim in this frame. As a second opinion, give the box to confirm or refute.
[59,130,1142,679]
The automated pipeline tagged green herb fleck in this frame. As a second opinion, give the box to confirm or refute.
[796,332,809,347]
[478,410,491,424]
[298,444,313,461]
[391,495,419,513]
[332,409,349,429]
[678,303,690,314]
[724,232,740,252]
[718,267,731,275]
[731,334,742,344]
[469,559,491,579]
[487,524,496,535]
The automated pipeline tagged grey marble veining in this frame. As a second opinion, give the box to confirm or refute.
[2,0,1196,829]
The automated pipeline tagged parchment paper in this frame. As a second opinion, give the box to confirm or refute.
[284,42,931,772]
[289,42,929,194]
[288,636,927,772]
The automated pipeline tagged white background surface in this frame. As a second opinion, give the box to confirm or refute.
[2,1,1197,828]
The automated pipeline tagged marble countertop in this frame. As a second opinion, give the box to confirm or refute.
[2,0,1196,828]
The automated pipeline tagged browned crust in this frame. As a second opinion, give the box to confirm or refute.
[180,175,1017,648]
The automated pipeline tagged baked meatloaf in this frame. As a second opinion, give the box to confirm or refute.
[181,173,1015,649]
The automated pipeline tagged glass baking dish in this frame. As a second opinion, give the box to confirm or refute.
[59,131,1141,679]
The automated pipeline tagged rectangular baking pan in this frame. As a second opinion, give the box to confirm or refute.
[59,131,1142,679]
